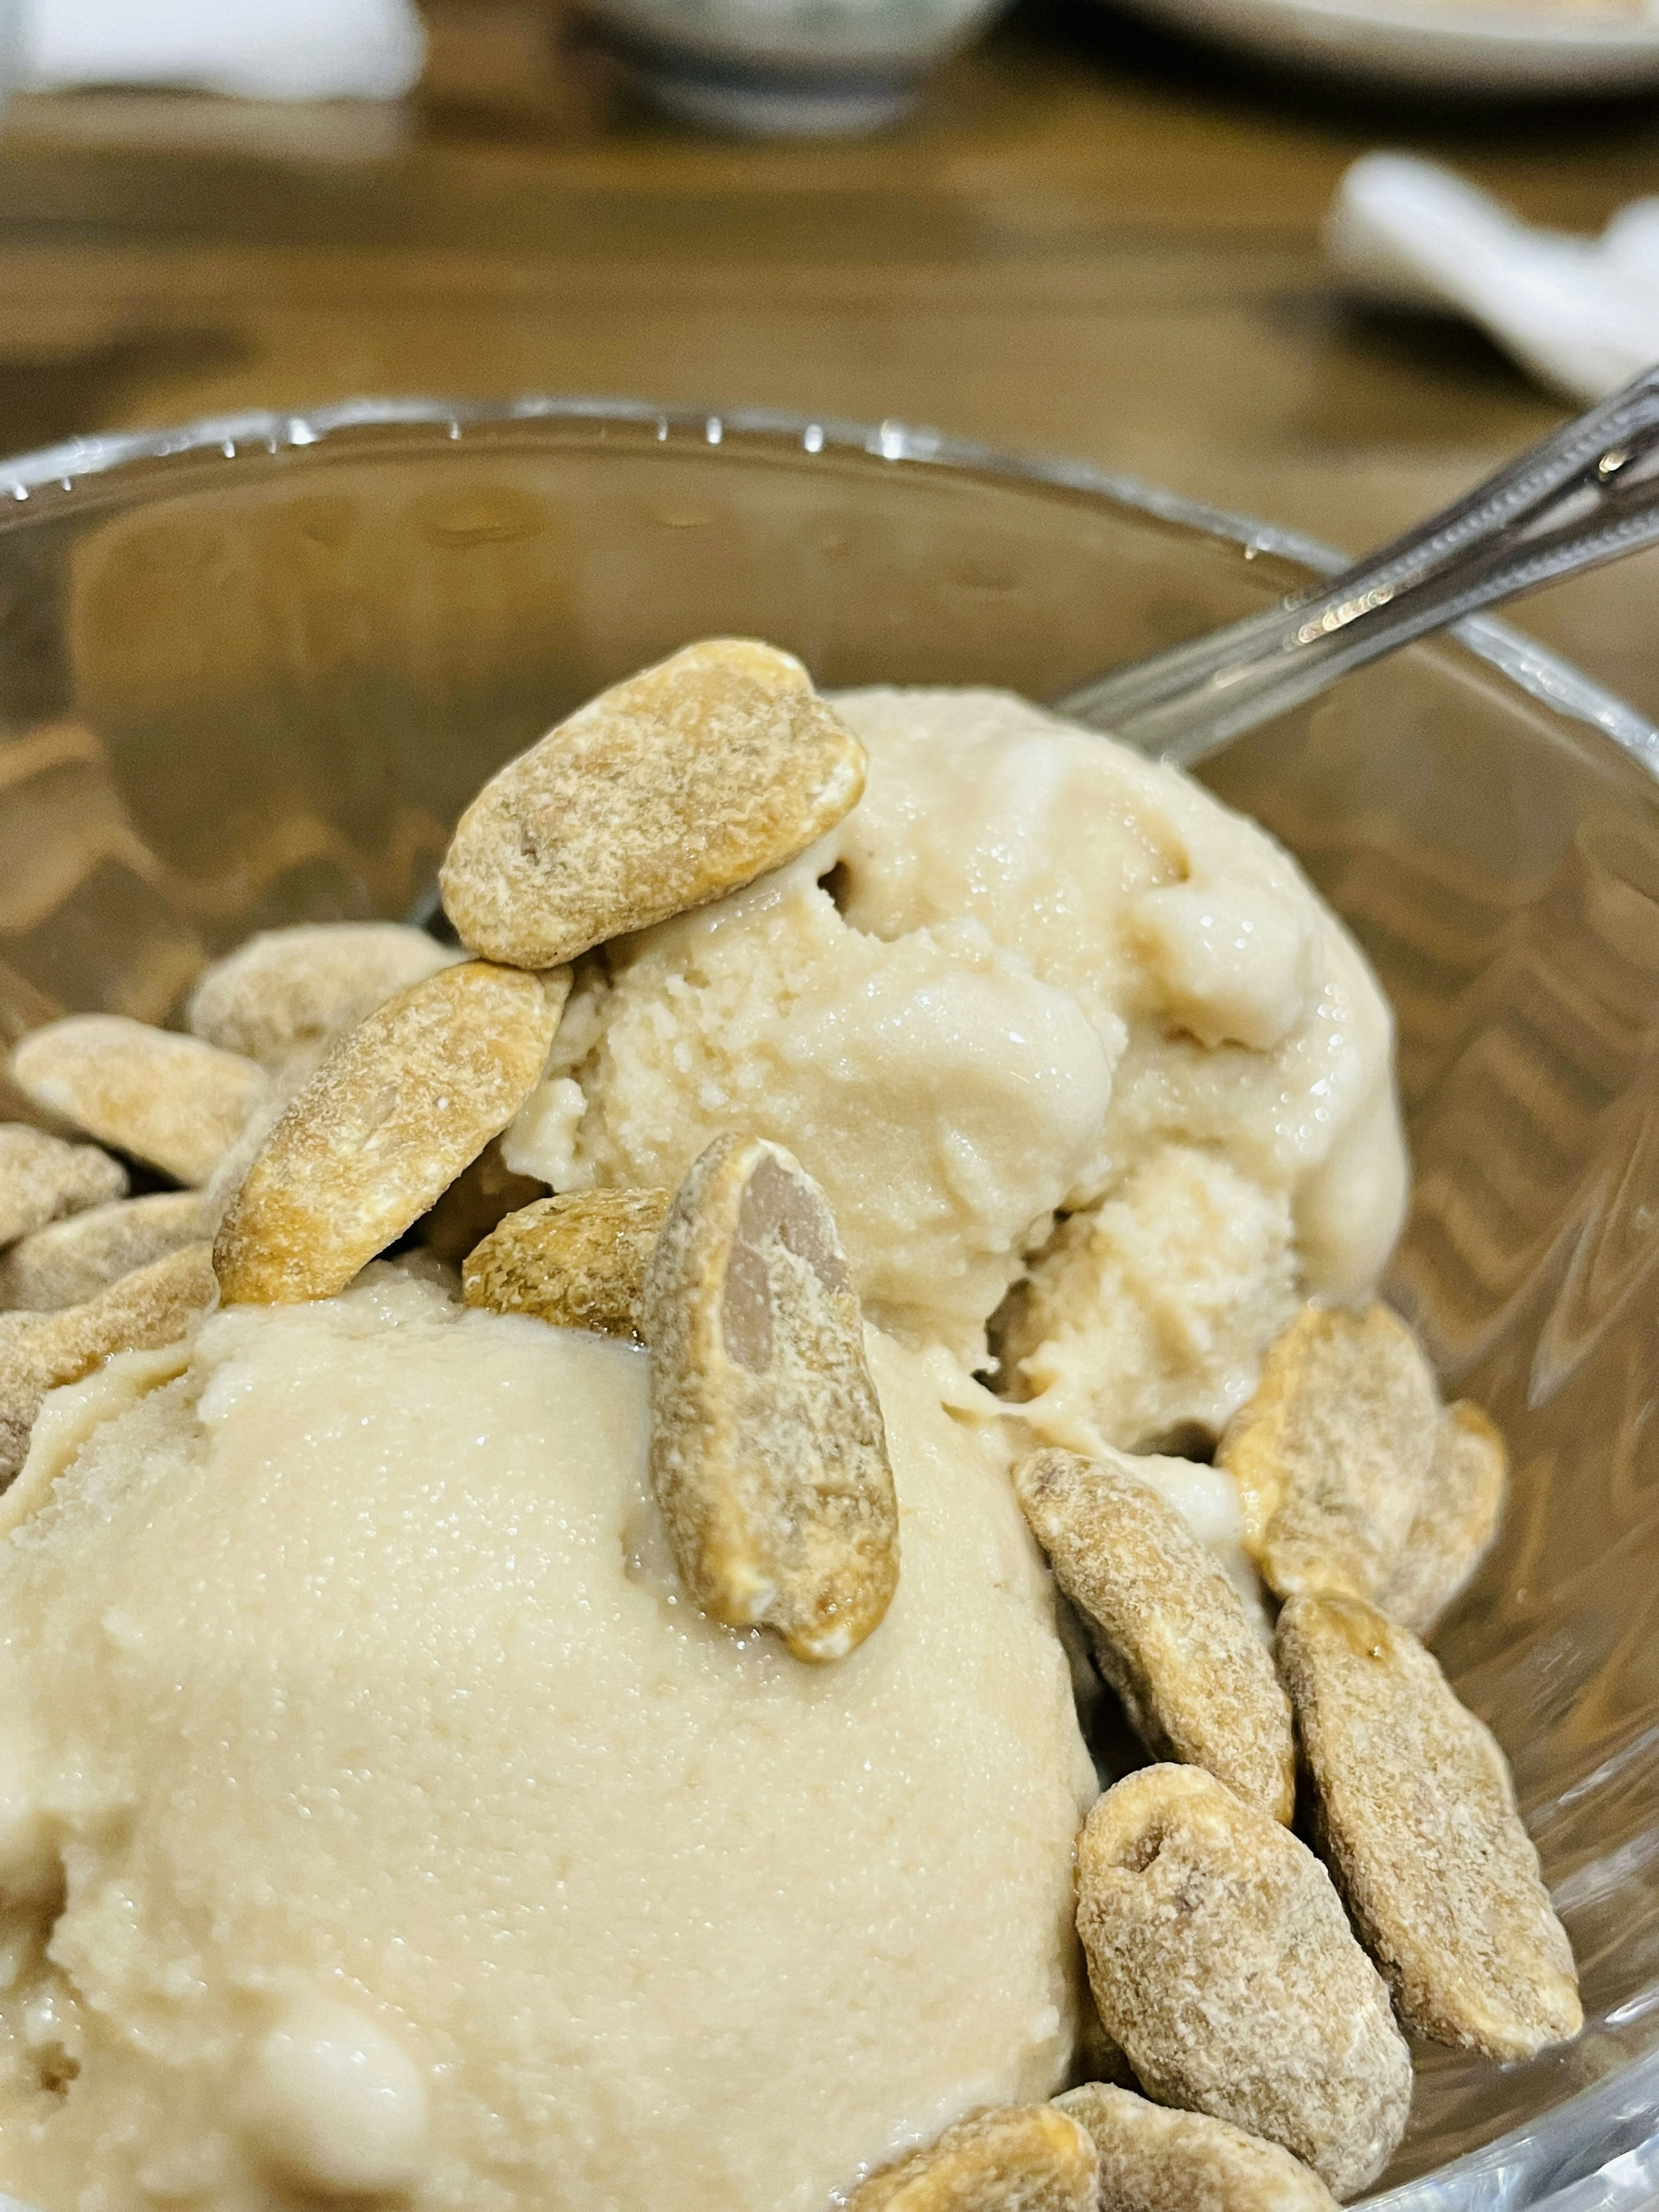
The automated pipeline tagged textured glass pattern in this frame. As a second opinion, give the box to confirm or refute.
[0,402,1654,2208]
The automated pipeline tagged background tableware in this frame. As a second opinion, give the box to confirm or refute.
[571,0,1008,135]
[1097,0,1659,101]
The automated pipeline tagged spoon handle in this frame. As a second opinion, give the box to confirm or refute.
[1055,361,1659,769]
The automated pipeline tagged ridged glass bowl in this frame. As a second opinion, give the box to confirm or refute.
[0,398,1656,2212]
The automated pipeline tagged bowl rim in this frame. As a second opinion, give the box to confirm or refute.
[0,391,1653,789]
[0,391,1654,2212]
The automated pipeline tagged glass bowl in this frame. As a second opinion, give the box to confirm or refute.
[0,397,1656,2212]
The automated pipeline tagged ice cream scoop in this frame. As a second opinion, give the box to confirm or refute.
[506,686,1406,1442]
[0,1267,1094,2210]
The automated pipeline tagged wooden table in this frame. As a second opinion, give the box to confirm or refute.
[0,0,1655,715]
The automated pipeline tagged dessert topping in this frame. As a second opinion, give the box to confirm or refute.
[0,1190,211,1312]
[214,961,568,1305]
[844,2105,1099,2212]
[1075,1763,1412,2200]
[188,920,459,1072]
[1276,1592,1580,2060]
[642,1132,899,1663]
[1219,1302,1438,1603]
[1014,1444,1294,1822]
[11,1017,265,1187]
[439,639,867,969]
[1055,2081,1338,2212]
[0,1243,216,1484]
[464,1188,670,1338]
[0,1122,127,1246]
[1382,1401,1507,1636]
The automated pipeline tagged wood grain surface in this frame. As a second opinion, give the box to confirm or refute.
[0,0,1653,714]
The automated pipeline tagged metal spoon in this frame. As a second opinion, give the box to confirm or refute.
[1053,361,1659,769]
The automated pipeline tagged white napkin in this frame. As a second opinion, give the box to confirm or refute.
[19,0,426,100]
[1327,152,1659,405]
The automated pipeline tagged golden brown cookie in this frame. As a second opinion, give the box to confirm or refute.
[439,640,867,969]
[214,962,568,1305]
[641,1132,898,1663]
[0,1122,127,1247]
[0,1243,216,1483]
[1381,1402,1507,1637]
[1055,2082,1338,2212]
[1275,1593,1580,2061]
[10,1017,264,1187]
[187,921,459,1069]
[1013,1446,1294,1822]
[845,2106,1099,2212]
[0,1190,211,1311]
[463,1189,669,1338]
[1218,1303,1439,1603]
[1075,1764,1411,2200]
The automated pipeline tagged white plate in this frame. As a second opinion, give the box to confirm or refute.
[1103,0,1659,95]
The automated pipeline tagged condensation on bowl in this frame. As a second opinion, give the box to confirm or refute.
[0,398,1656,2211]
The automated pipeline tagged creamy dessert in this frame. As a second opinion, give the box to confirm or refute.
[0,1274,1092,2211]
[505,683,1406,1419]
[0,641,1575,2212]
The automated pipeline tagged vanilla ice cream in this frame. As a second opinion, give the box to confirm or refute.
[505,688,1408,1450]
[0,1267,1094,2212]
[0,667,1415,2212]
